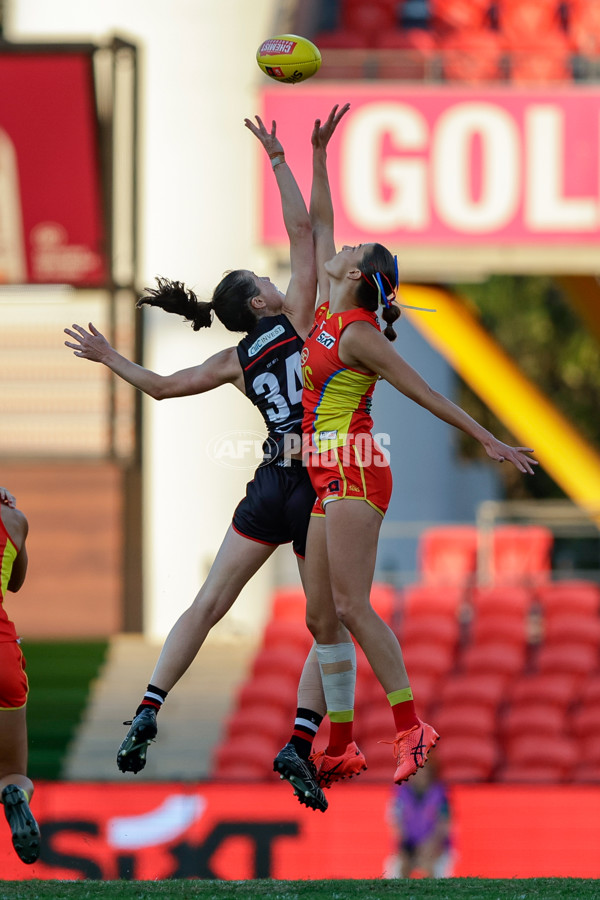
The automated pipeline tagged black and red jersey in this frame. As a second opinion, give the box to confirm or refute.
[237,314,304,464]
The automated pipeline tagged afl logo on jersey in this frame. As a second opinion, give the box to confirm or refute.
[301,347,309,365]
[316,330,336,350]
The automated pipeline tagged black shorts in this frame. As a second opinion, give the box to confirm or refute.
[232,460,315,558]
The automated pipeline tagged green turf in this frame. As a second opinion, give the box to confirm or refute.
[22,641,109,780]
[0,880,599,900]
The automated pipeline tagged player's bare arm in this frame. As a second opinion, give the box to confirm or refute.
[340,321,538,475]
[64,322,245,398]
[0,505,28,591]
[310,103,350,306]
[244,114,315,338]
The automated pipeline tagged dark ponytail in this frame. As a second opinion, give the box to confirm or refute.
[356,243,401,342]
[137,277,213,331]
[137,270,260,335]
[381,303,401,342]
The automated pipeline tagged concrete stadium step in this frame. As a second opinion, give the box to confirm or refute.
[63,632,258,781]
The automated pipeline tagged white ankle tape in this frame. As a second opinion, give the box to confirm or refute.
[316,642,356,712]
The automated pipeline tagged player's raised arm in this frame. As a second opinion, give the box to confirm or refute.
[310,103,350,306]
[244,114,316,338]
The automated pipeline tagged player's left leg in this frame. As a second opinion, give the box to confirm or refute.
[0,706,40,864]
[322,498,438,783]
[117,526,276,774]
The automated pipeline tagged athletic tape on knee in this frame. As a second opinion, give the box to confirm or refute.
[315,642,356,716]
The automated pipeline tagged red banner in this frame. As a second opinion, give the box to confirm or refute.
[0,51,106,285]
[3,781,600,880]
[260,86,600,246]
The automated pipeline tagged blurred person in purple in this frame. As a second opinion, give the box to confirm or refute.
[385,752,452,879]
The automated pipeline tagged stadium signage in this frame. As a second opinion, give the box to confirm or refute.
[261,88,600,247]
[4,782,600,880]
[0,51,106,286]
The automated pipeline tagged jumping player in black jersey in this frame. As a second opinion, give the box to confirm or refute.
[64,105,350,812]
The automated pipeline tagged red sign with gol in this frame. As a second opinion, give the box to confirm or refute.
[260,86,600,245]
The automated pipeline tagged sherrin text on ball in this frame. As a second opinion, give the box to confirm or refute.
[256,34,321,84]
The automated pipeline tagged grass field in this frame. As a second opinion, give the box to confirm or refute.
[0,880,598,900]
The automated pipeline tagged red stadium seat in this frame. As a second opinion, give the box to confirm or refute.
[430,0,493,34]
[536,580,600,617]
[490,525,554,584]
[432,703,496,739]
[224,705,288,743]
[470,584,533,618]
[358,704,397,742]
[567,0,600,55]
[571,764,600,784]
[503,733,577,780]
[439,28,505,83]
[270,588,306,622]
[354,643,379,695]
[578,674,600,707]
[496,763,570,783]
[470,613,529,649]
[440,761,496,783]
[581,735,600,765]
[212,758,272,780]
[436,734,498,782]
[312,28,371,49]
[340,0,399,41]
[402,641,456,679]
[508,672,579,711]
[497,0,563,42]
[236,672,298,715]
[212,733,280,779]
[501,702,565,743]
[543,613,600,650]
[358,736,397,778]
[370,583,401,625]
[570,705,600,740]
[439,673,506,710]
[251,645,309,681]
[418,525,478,585]
[358,671,439,721]
[399,614,460,650]
[507,32,573,84]
[374,28,437,79]
[409,671,440,718]
[534,642,598,681]
[261,619,312,653]
[402,583,466,619]
[458,641,526,681]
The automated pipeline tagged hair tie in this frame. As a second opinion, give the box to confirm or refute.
[374,272,395,308]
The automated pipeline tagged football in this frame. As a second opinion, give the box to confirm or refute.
[256,34,321,84]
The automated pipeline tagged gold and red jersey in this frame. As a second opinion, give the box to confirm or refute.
[301,302,380,454]
[0,514,18,641]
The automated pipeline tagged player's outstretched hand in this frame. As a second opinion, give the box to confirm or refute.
[64,322,112,363]
[244,114,284,159]
[0,487,16,508]
[311,103,350,151]
[482,437,538,475]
